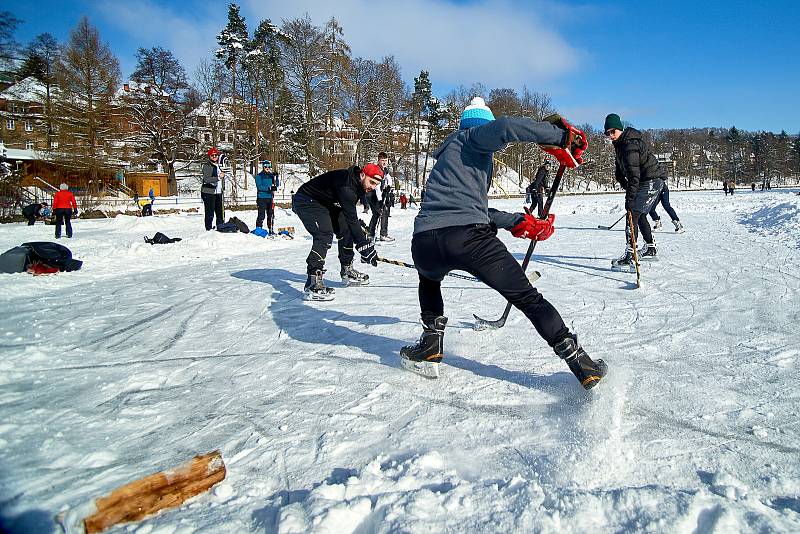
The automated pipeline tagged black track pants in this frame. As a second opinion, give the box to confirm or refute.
[292,196,355,274]
[411,224,570,347]
[256,197,275,230]
[202,192,223,230]
[54,208,72,238]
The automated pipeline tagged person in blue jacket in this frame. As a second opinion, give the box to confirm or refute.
[255,160,280,233]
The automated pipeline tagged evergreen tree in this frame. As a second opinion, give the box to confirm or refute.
[19,33,60,148]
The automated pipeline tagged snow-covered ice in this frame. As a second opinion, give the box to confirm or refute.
[1,189,799,533]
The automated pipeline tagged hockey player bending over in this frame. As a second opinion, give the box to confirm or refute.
[400,97,607,389]
[292,163,383,300]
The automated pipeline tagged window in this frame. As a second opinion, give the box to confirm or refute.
[26,140,35,150]
[6,119,14,130]
[51,141,58,149]
[25,120,33,132]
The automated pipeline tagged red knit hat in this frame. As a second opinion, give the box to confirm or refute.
[207,147,219,156]
[362,163,384,179]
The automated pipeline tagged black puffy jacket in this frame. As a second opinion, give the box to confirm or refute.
[613,127,667,206]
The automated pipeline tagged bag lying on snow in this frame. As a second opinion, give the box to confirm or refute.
[229,216,249,234]
[215,221,240,233]
[251,227,269,238]
[0,246,31,273]
[23,242,83,272]
[144,232,182,245]
[0,242,83,274]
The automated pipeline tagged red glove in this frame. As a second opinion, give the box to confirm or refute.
[539,114,588,168]
[510,213,556,241]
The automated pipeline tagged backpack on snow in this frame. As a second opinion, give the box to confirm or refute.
[22,242,83,272]
[144,232,182,245]
[215,221,240,233]
[228,216,250,234]
[0,246,32,273]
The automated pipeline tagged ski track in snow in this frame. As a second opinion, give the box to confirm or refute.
[1,190,800,533]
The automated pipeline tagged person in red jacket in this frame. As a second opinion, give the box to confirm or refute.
[52,183,78,238]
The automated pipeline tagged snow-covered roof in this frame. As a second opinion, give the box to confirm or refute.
[0,76,47,103]
[116,80,172,99]
[0,145,37,161]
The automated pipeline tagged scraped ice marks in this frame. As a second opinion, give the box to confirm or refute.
[768,349,799,369]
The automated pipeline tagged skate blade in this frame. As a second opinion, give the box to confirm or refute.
[611,265,636,273]
[400,355,440,379]
[341,278,370,287]
[304,291,335,301]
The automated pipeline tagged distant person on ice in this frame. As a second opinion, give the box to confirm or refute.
[255,160,279,234]
[604,113,665,269]
[201,147,225,230]
[52,183,78,239]
[400,97,607,389]
[292,163,383,300]
[21,201,48,225]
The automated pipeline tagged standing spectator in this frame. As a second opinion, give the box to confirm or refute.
[751,182,756,192]
[766,179,771,190]
[529,162,550,218]
[409,191,417,206]
[399,192,408,209]
[255,160,280,233]
[148,186,155,205]
[367,152,394,242]
[604,113,665,269]
[22,202,48,226]
[729,180,735,195]
[723,180,729,196]
[201,147,225,230]
[648,181,684,233]
[52,183,78,239]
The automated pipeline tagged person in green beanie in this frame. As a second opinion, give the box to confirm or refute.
[604,113,666,270]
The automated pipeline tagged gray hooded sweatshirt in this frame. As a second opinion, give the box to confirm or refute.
[414,116,565,234]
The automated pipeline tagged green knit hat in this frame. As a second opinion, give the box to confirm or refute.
[604,113,623,132]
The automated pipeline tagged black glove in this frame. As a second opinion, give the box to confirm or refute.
[358,243,378,266]
[73,209,78,217]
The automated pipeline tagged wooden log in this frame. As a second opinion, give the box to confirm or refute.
[70,450,226,534]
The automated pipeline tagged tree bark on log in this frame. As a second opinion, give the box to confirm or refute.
[61,450,226,534]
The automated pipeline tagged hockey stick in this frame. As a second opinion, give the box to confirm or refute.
[598,213,625,230]
[378,256,541,284]
[627,210,641,288]
[473,163,567,331]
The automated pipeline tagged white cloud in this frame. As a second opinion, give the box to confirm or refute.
[99,0,583,89]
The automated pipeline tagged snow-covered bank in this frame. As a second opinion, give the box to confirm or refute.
[1,189,799,533]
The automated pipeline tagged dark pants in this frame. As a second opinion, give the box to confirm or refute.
[292,196,355,274]
[256,197,275,230]
[530,192,544,218]
[26,216,36,226]
[368,196,388,238]
[411,224,570,347]
[626,179,663,246]
[141,204,153,216]
[202,192,223,230]
[54,208,72,238]
[648,184,679,222]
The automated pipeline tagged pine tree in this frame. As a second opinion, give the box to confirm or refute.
[216,3,249,198]
[20,33,60,148]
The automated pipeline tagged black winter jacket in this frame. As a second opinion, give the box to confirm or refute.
[296,166,370,248]
[613,127,667,206]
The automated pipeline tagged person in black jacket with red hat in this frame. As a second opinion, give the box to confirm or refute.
[604,113,665,269]
[292,163,384,300]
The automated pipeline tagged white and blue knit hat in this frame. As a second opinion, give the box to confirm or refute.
[460,97,495,129]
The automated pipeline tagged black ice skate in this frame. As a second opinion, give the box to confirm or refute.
[639,242,658,261]
[611,248,635,272]
[673,220,685,233]
[554,336,607,390]
[652,219,662,231]
[341,263,370,286]
[399,316,447,379]
[304,270,335,301]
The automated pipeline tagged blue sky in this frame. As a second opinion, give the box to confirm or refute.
[8,0,799,133]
